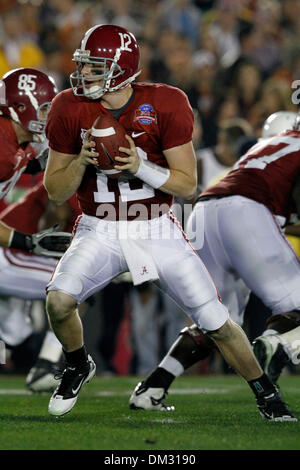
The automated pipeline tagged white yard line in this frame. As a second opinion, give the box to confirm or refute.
[1,385,298,397]
[0,387,236,396]
[0,389,32,395]
[87,387,242,397]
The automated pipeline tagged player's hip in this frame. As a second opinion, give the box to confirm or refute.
[189,195,285,246]
[74,211,188,241]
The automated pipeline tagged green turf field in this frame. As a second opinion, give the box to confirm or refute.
[0,374,299,450]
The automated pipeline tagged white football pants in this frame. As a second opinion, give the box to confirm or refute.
[186,195,300,326]
[47,212,229,333]
[0,248,57,299]
[0,248,57,345]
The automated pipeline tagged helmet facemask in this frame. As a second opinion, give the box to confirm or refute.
[28,101,52,134]
[70,48,140,100]
[8,100,51,142]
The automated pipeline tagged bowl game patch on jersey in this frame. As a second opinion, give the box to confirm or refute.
[134,104,157,124]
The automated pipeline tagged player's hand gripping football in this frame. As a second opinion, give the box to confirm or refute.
[78,129,99,168]
[114,135,140,174]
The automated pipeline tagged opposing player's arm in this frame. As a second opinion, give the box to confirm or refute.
[116,136,197,199]
[44,130,99,205]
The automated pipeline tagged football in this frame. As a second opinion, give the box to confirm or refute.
[91,113,129,179]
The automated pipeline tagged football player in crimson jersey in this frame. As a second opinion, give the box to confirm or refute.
[0,67,70,256]
[130,111,300,413]
[44,24,294,421]
[0,180,81,392]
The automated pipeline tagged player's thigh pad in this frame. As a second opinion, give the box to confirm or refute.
[216,196,300,313]
[47,221,125,303]
[186,203,250,326]
[152,216,229,332]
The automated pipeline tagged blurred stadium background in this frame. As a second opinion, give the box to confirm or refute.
[0,0,300,380]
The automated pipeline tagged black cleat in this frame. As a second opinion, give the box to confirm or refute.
[48,355,96,417]
[256,389,297,422]
[129,381,175,411]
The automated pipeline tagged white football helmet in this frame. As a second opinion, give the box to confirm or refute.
[261,111,298,138]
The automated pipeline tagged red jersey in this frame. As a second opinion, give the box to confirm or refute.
[0,117,37,201]
[200,130,300,223]
[0,180,80,262]
[0,180,81,234]
[46,83,193,220]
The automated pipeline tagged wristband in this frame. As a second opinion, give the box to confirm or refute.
[9,231,33,251]
[135,159,170,189]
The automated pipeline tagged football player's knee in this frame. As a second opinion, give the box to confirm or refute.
[46,290,77,324]
[207,318,235,342]
[48,272,84,300]
[191,297,229,333]
[164,254,218,309]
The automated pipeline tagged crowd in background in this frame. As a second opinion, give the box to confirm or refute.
[1,0,299,147]
[0,0,299,377]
